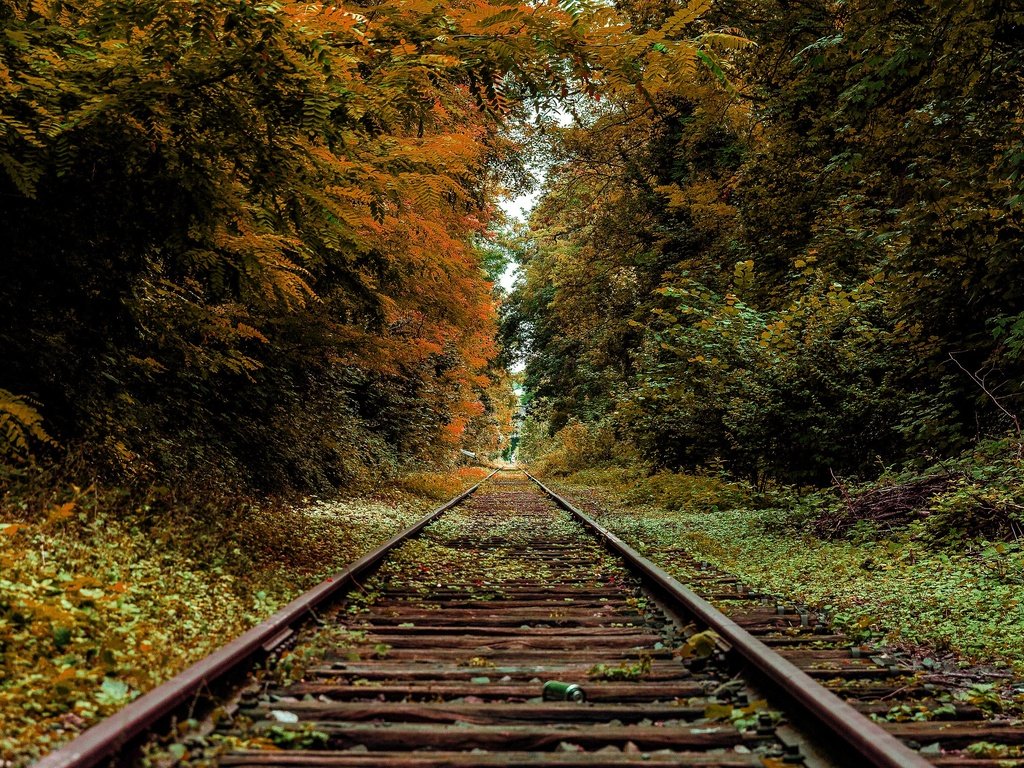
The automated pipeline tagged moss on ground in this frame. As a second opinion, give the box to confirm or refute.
[546,440,1024,672]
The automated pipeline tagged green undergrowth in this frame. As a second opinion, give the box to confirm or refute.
[544,437,1024,671]
[0,465,488,765]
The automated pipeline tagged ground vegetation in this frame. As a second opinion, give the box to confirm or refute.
[544,442,1024,670]
[0,465,487,764]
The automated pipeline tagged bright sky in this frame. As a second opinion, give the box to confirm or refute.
[496,190,537,292]
[495,107,572,291]
[495,192,534,372]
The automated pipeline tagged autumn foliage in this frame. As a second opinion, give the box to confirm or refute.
[7,0,1022,491]
[507,0,1024,484]
[0,0,590,487]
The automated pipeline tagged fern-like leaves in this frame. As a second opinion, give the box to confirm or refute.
[0,389,55,464]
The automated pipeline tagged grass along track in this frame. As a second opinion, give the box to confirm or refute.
[35,470,1023,767]
[538,479,1024,767]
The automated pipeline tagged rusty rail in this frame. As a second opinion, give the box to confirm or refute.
[526,472,933,768]
[35,469,498,768]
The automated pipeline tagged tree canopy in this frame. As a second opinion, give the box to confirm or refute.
[0,0,592,487]
[3,0,1023,490]
[506,0,1024,484]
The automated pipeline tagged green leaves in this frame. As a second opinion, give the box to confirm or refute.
[94,678,133,708]
[509,0,1024,488]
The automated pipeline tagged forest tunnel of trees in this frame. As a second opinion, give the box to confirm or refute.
[1,0,1023,494]
[4,1,1024,760]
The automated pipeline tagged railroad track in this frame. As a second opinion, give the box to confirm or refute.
[537,479,1024,768]
[35,471,1020,768]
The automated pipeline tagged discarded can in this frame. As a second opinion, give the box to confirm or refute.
[542,680,586,703]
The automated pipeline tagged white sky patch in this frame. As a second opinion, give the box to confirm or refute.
[495,107,572,293]
[493,108,573,375]
[496,191,532,293]
[501,188,542,223]
[499,265,519,293]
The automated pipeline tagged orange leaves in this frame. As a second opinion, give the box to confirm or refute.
[281,2,366,37]
[461,399,486,417]
[46,502,76,526]
[391,42,418,57]
[4,0,595,472]
[442,418,467,442]
[212,224,315,309]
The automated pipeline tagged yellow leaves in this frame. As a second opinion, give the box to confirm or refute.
[30,0,54,19]
[793,251,817,271]
[635,40,700,94]
[1,475,435,761]
[288,3,366,36]
[688,354,721,366]
[697,32,756,51]
[128,356,168,374]
[397,173,447,212]
[234,323,269,344]
[703,701,733,720]
[0,388,55,466]
[732,259,755,293]
[418,54,463,69]
[661,178,735,223]
[703,697,768,721]
[4,29,30,48]
[111,440,134,465]
[31,603,77,624]
[655,183,689,210]
[675,628,721,659]
[215,226,315,310]
[659,0,713,39]
[475,7,524,30]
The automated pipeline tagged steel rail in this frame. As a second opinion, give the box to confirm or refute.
[527,472,933,768]
[35,469,499,768]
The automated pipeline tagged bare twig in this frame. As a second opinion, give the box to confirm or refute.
[879,684,915,701]
[948,352,1022,440]
[830,467,853,505]
[813,474,950,538]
